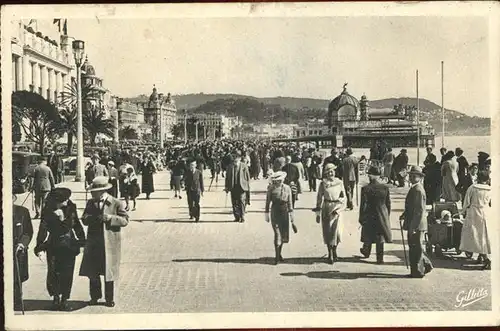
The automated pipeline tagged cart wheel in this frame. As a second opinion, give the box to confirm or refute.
[426,242,433,256]
[465,252,473,259]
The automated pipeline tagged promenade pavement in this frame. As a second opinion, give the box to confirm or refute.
[13,170,491,314]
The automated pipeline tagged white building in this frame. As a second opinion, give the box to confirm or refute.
[11,20,74,101]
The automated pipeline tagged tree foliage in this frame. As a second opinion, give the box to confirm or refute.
[83,105,115,146]
[119,126,139,140]
[12,91,60,155]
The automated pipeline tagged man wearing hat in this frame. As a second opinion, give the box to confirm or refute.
[358,167,392,264]
[342,147,359,210]
[79,176,129,307]
[400,166,433,278]
[184,159,204,222]
[12,192,33,311]
[33,156,56,219]
[85,154,109,188]
[323,148,342,179]
[225,150,251,223]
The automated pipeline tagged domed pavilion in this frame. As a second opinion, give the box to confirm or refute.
[327,83,360,128]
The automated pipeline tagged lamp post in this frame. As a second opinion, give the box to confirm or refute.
[72,40,85,182]
[159,94,164,148]
[183,109,187,144]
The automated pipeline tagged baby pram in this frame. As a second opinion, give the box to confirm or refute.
[425,201,464,257]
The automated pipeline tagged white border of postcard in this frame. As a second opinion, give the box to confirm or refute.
[2,2,499,329]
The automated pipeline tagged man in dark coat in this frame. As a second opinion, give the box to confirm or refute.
[400,166,433,278]
[393,149,409,187]
[184,159,204,222]
[33,157,56,219]
[359,167,392,264]
[225,150,251,223]
[47,150,64,184]
[13,194,33,311]
[342,148,359,210]
[423,154,441,204]
[455,147,469,194]
[282,155,300,208]
[323,148,342,179]
[423,146,436,168]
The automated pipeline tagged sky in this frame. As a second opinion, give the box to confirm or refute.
[40,16,490,116]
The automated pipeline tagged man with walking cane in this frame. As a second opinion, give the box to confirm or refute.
[400,165,433,278]
[13,193,34,313]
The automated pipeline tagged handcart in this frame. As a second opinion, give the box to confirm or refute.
[425,201,464,257]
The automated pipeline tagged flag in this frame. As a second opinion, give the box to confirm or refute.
[53,19,67,35]
[53,19,61,32]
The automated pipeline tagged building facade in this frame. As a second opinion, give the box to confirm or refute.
[142,86,177,141]
[117,99,144,133]
[11,20,73,101]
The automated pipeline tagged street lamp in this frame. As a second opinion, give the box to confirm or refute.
[72,40,85,182]
[183,109,187,144]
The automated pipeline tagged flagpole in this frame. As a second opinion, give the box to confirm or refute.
[416,69,420,166]
[441,61,445,148]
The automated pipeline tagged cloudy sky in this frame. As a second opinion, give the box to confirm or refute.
[47,16,489,116]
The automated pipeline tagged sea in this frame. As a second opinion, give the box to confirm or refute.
[320,135,491,166]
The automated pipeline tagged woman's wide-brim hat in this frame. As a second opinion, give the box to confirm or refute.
[324,163,337,172]
[87,176,112,192]
[270,171,287,181]
[408,165,424,176]
[47,187,72,202]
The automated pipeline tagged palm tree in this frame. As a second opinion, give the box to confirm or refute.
[59,79,101,111]
[56,106,78,155]
[119,126,138,140]
[83,105,115,146]
[58,79,105,147]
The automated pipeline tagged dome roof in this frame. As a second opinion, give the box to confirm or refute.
[328,84,360,112]
[81,56,96,76]
[149,85,159,101]
[327,83,360,127]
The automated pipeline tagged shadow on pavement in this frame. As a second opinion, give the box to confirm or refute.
[280,270,407,280]
[173,256,326,265]
[338,256,404,267]
[385,249,480,270]
[130,218,235,224]
[21,299,88,312]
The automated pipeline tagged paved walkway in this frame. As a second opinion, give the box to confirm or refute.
[14,170,491,314]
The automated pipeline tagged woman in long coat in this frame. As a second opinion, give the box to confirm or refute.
[441,151,460,202]
[34,188,86,311]
[314,163,346,264]
[140,155,156,200]
[459,171,491,270]
[358,167,392,264]
[265,171,294,265]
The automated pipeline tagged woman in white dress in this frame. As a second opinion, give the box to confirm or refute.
[459,171,491,270]
[313,163,346,264]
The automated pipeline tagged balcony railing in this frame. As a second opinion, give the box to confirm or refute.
[23,30,71,66]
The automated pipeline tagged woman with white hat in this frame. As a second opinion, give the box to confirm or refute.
[265,171,295,265]
[313,163,346,264]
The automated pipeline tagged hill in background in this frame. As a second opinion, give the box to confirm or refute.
[124,93,490,136]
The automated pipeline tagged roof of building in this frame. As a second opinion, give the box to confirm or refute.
[81,56,96,76]
[328,83,360,112]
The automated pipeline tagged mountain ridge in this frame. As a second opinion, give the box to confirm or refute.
[124,93,490,136]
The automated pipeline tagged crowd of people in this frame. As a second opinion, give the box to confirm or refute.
[12,138,492,312]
